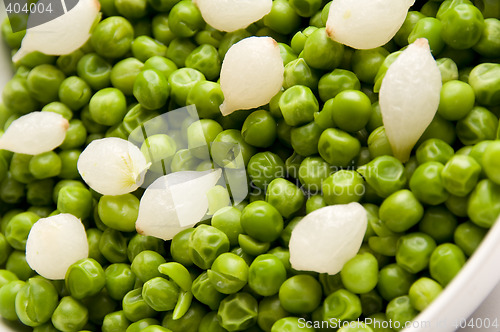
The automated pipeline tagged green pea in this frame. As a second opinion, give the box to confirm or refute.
[394,11,426,47]
[282,58,319,91]
[351,48,389,84]
[102,311,131,332]
[357,156,406,198]
[27,64,66,104]
[272,317,314,332]
[187,119,222,160]
[126,318,160,332]
[379,190,424,233]
[141,134,176,174]
[340,253,379,295]
[143,56,177,81]
[437,80,475,121]
[471,62,500,106]
[1,17,25,49]
[106,59,141,96]
[57,186,92,220]
[408,17,445,55]
[142,277,179,311]
[150,14,175,46]
[302,28,344,70]
[241,201,284,243]
[65,258,106,300]
[17,51,56,69]
[263,0,301,35]
[185,44,221,81]
[115,0,147,19]
[189,225,229,270]
[454,221,488,256]
[318,128,361,168]
[168,68,205,106]
[429,243,466,287]
[330,90,373,133]
[58,119,86,150]
[323,289,362,322]
[409,161,448,205]
[15,277,59,327]
[284,152,303,180]
[217,292,258,332]
[279,85,319,127]
[75,53,111,91]
[167,38,198,67]
[0,270,19,289]
[247,254,286,297]
[6,251,34,281]
[9,153,34,184]
[279,275,322,314]
[312,101,334,132]
[396,233,437,274]
[416,138,454,165]
[99,228,129,264]
[130,250,165,284]
[482,141,500,186]
[468,179,500,228]
[82,290,118,326]
[238,234,271,256]
[58,76,92,111]
[367,126,393,158]
[420,114,457,147]
[441,155,481,197]
[436,58,459,84]
[0,174,25,205]
[243,105,278,144]
[142,325,172,332]
[246,152,284,190]
[56,49,85,76]
[51,296,89,331]
[266,178,305,218]
[473,18,500,58]
[186,81,224,120]
[166,229,193,267]
[122,288,156,322]
[441,4,485,49]
[285,111,317,147]
[5,211,39,250]
[207,252,248,294]
[133,69,170,111]
[192,272,225,311]
[104,264,136,302]
[386,296,418,330]
[162,300,206,332]
[130,36,167,63]
[91,17,134,59]
[456,106,498,145]
[2,77,39,115]
[205,209,239,249]
[253,296,286,332]
[322,170,365,205]
[98,194,139,233]
[318,69,360,103]
[297,157,331,194]
[0,233,12,265]
[0,280,25,321]
[409,277,443,312]
[168,0,204,38]
[417,206,458,244]
[305,194,326,214]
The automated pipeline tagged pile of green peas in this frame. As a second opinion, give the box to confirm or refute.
[0,0,500,331]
